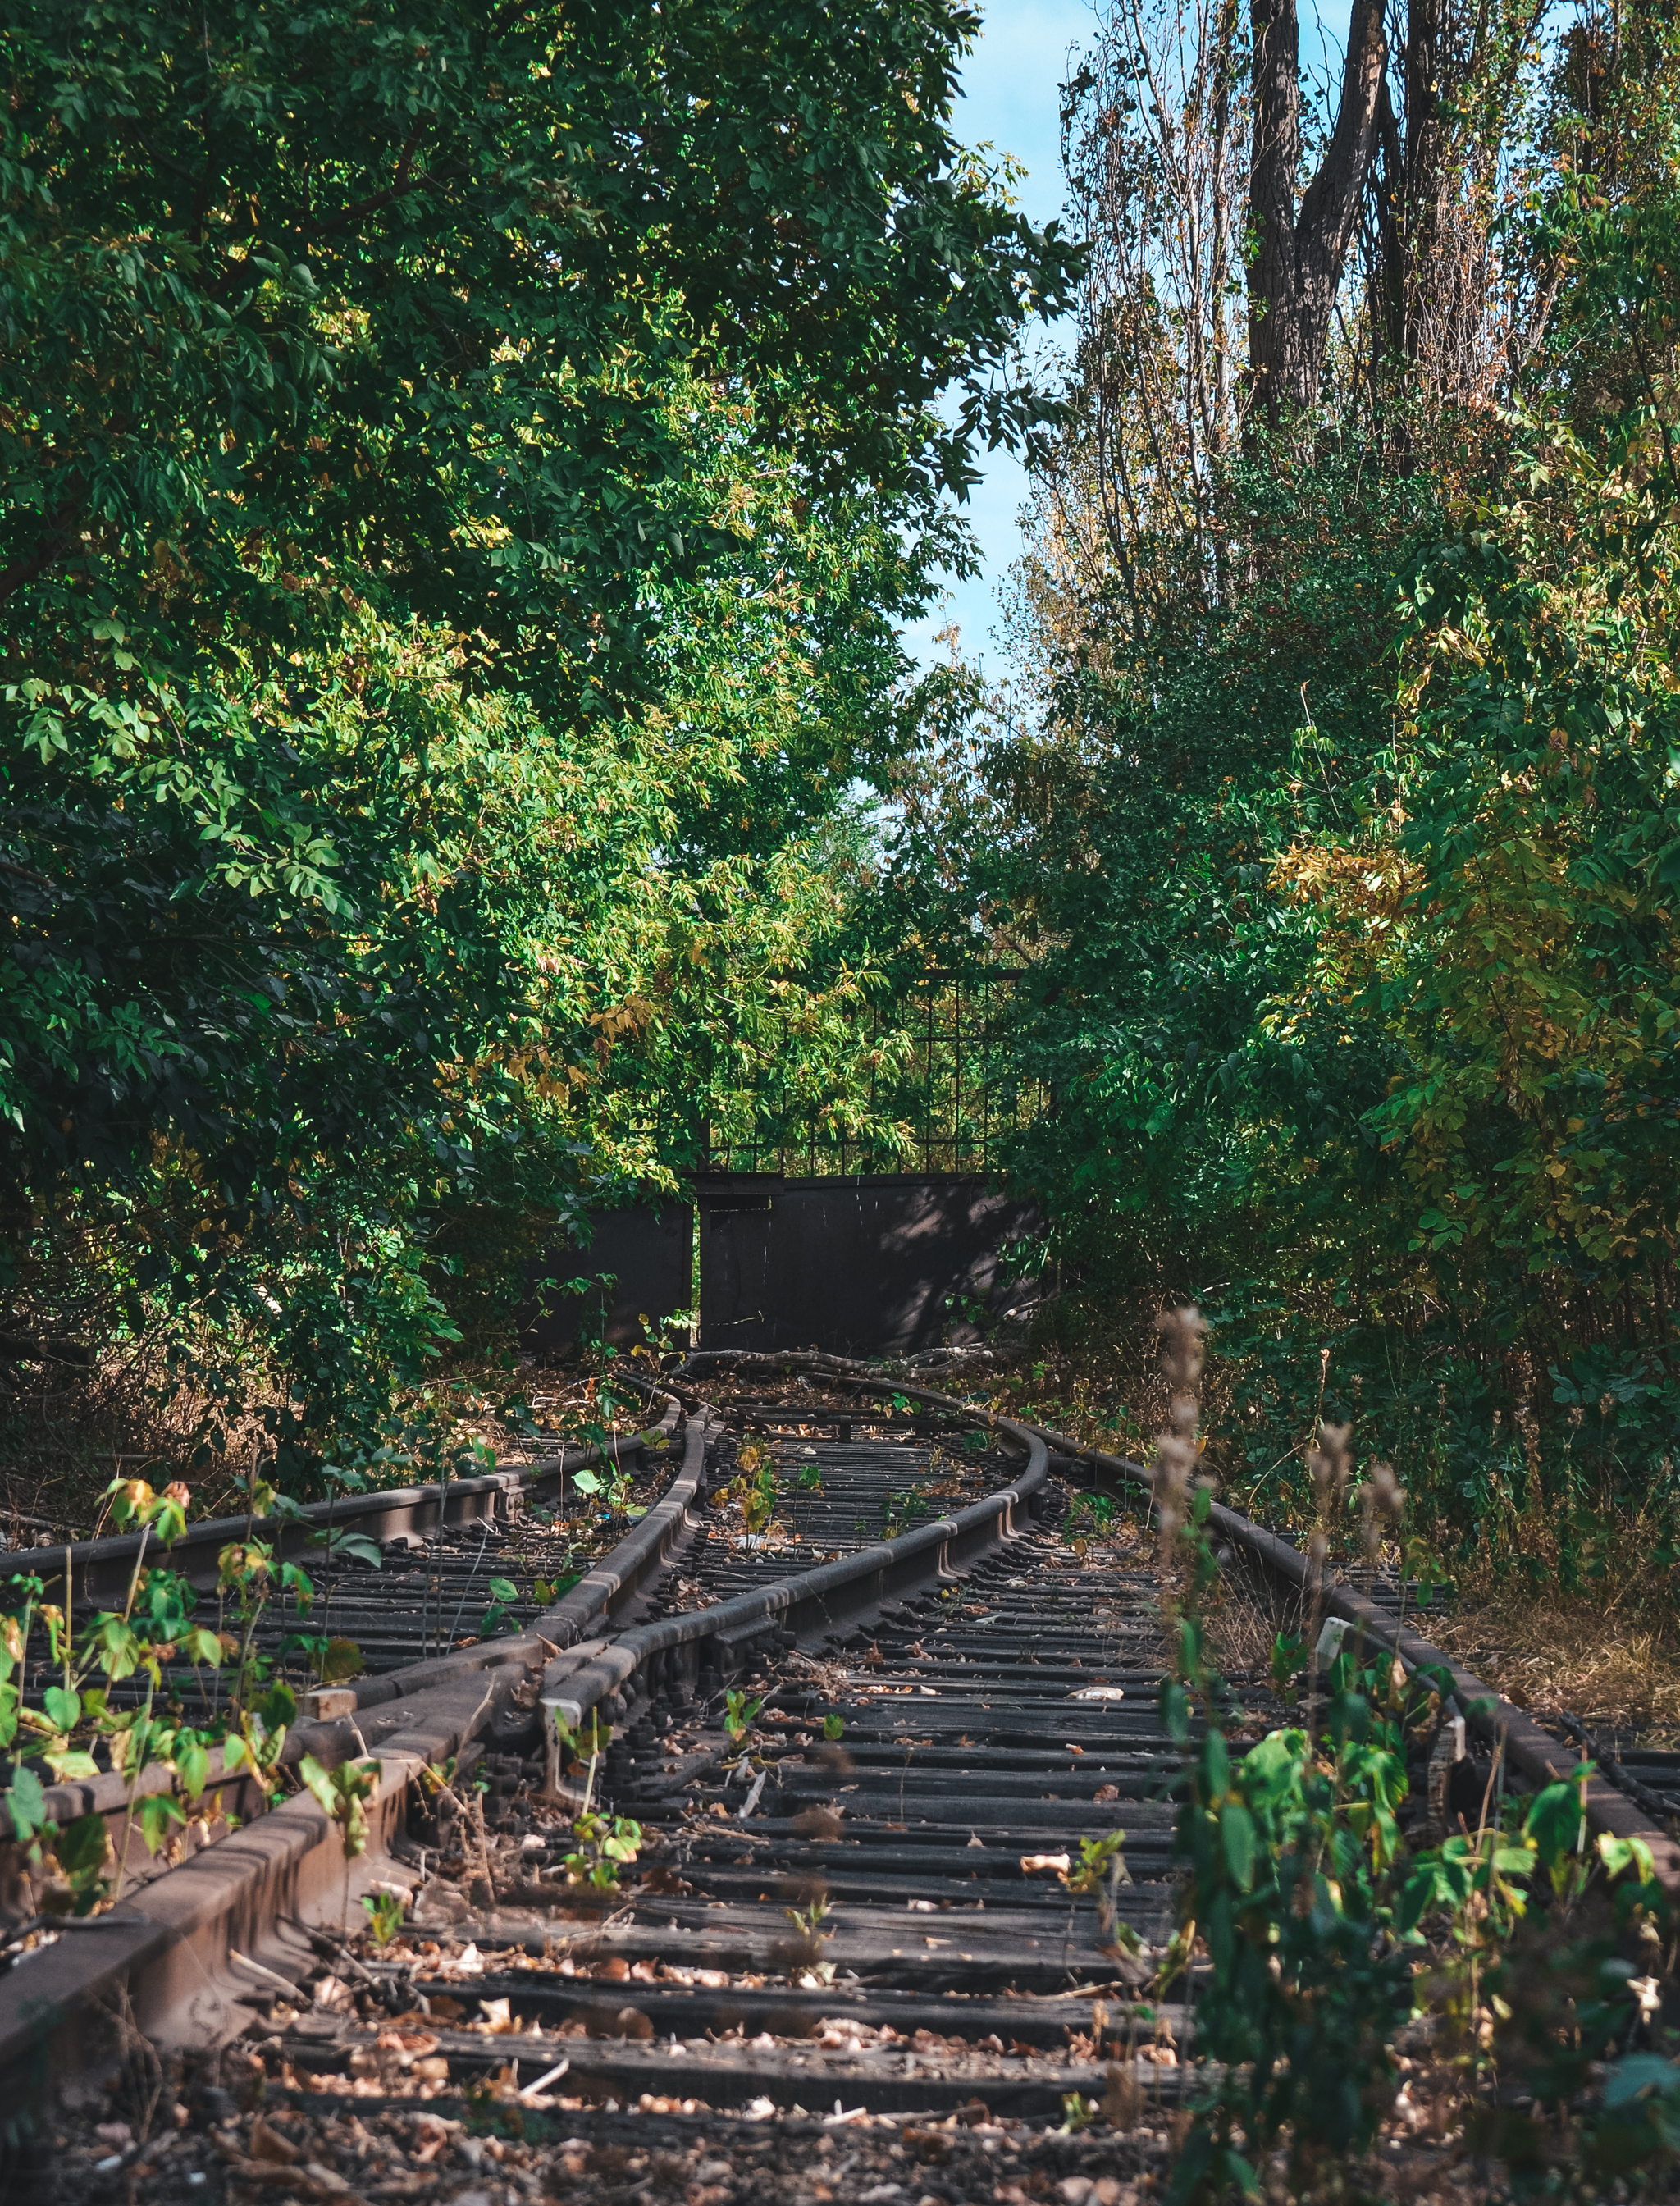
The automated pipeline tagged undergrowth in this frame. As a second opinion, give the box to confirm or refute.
[1134,1307,1680,2204]
[982,1287,1680,1628]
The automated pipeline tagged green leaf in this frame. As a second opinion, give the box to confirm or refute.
[138,1793,186,1854]
[5,1766,49,1841]
[43,1684,81,1733]
[1159,1679,1189,1745]
[1220,1802,1256,1892]
[316,1530,384,1569]
[55,1812,111,1884]
[42,1749,100,1782]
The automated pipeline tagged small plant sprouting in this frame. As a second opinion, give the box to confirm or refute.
[822,1713,845,1742]
[722,1446,781,1537]
[478,1577,520,1636]
[880,1488,928,1539]
[783,1889,836,1983]
[299,1753,382,1861]
[1268,1628,1307,1705]
[574,1462,642,1523]
[555,1706,609,1787]
[532,1551,582,1605]
[1061,1830,1136,1942]
[360,1888,406,1948]
[564,1810,643,1889]
[724,1689,763,1743]
[1065,1491,1118,1555]
[784,1892,832,1939]
[299,1751,383,1931]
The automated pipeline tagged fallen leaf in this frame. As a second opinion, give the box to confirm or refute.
[1020,1852,1071,1876]
[377,2027,439,2058]
[249,2117,299,2167]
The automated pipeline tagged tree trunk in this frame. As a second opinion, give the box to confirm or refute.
[1247,0,1388,431]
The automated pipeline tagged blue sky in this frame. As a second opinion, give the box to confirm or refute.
[906,0,1354,676]
[902,0,1096,676]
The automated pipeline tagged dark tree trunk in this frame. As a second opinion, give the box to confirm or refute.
[1247,0,1388,431]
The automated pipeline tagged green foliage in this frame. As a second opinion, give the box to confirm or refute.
[0,1474,343,1904]
[1159,1487,1677,2201]
[879,1487,928,1539]
[573,1464,638,1524]
[531,1564,581,1608]
[0,0,1078,1491]
[478,1578,520,1639]
[901,71,1680,1578]
[563,1809,642,1889]
[281,1633,364,1686]
[724,1689,763,1743]
[298,1752,381,1861]
[359,1889,406,1949]
[1061,1829,1136,1943]
[1064,1491,1118,1551]
[739,1464,780,1537]
[52,1811,112,1915]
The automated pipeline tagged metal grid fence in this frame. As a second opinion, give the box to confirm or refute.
[703,966,1041,1177]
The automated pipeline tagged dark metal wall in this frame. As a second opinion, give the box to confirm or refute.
[521,1203,692,1359]
[522,1178,1038,1360]
[696,1175,1037,1355]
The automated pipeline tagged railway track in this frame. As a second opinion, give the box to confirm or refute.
[2,1357,1677,2204]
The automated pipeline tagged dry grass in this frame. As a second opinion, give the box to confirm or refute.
[1428,1587,1680,1745]
[1205,1568,1297,1678]
[0,1346,631,1541]
[997,1293,1680,1749]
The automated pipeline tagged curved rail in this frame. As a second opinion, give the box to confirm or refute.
[0,1382,1044,2105]
[684,1349,1680,1893]
[7,1338,1675,2146]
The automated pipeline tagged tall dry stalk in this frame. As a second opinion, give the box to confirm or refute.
[1301,1420,1349,1738]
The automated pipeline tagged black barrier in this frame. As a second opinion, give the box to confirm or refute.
[696,1173,1037,1354]
[521,1203,692,1357]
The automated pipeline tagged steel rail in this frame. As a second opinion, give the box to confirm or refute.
[682,1350,1680,1891]
[9,1338,1671,2158]
[540,1405,1046,1731]
[0,1388,1043,2106]
[11,1417,673,1608]
[0,1400,684,2103]
[1021,1417,1680,1892]
[0,1401,684,1850]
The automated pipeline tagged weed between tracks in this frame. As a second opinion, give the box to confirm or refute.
[19,1355,1680,2206]
[1132,1306,1680,2205]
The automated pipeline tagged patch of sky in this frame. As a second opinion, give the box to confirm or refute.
[904,0,1357,679]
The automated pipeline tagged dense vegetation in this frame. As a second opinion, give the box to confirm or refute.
[9,0,1680,1596]
[899,0,1680,1585]
[0,0,1075,1496]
